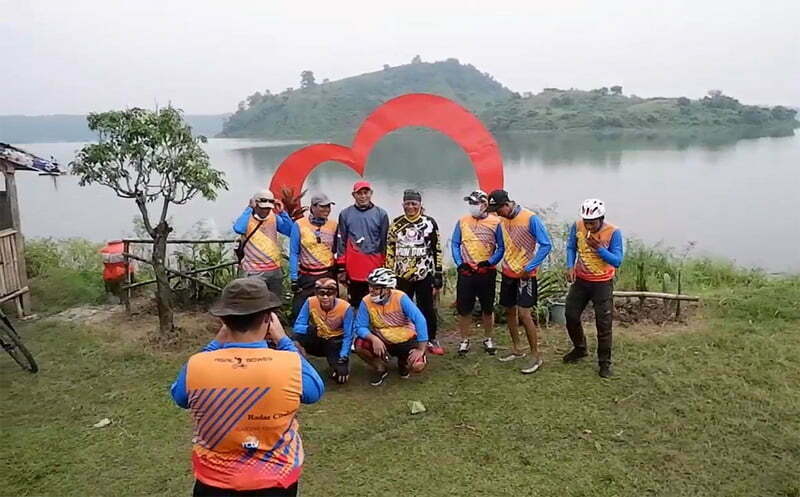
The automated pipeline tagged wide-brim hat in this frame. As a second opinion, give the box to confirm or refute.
[209,277,282,316]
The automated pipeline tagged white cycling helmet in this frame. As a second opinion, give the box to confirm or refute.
[367,268,397,288]
[580,198,606,220]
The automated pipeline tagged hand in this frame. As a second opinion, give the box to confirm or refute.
[273,199,285,214]
[265,313,287,343]
[567,267,576,283]
[477,260,492,268]
[248,198,256,209]
[337,272,348,285]
[290,281,300,293]
[214,323,232,344]
[586,234,601,250]
[408,347,426,366]
[333,358,349,384]
[457,263,474,275]
[369,335,388,361]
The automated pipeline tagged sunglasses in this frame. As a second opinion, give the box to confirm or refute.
[316,289,337,297]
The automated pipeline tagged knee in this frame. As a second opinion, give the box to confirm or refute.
[565,306,582,324]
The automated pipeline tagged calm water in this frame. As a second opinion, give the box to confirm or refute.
[13,129,800,272]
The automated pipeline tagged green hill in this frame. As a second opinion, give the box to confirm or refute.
[220,58,513,138]
[480,88,799,132]
[221,59,798,138]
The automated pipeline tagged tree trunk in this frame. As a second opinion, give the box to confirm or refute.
[152,221,175,337]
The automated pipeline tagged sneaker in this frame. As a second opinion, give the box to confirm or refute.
[457,339,471,356]
[427,340,445,356]
[482,337,497,355]
[599,363,613,378]
[498,351,527,362]
[562,348,588,363]
[398,363,410,379]
[370,370,389,386]
[521,357,544,374]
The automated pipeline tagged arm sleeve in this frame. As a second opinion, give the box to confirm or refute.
[596,229,624,268]
[354,303,372,339]
[384,221,397,270]
[339,307,355,359]
[400,294,428,343]
[292,300,311,335]
[524,215,553,273]
[566,223,578,269]
[450,223,464,266]
[233,207,253,235]
[488,224,505,266]
[431,218,443,274]
[289,223,301,281]
[275,337,324,404]
[378,211,390,254]
[170,364,189,409]
[276,211,294,237]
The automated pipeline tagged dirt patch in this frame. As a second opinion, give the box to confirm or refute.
[48,297,219,354]
[585,297,701,326]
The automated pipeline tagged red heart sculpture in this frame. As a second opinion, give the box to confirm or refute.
[269,93,504,196]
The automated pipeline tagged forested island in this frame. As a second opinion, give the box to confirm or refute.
[221,57,798,139]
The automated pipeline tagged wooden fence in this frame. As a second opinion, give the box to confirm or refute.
[0,229,28,314]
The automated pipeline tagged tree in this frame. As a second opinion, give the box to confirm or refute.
[411,55,422,64]
[71,108,227,338]
[383,64,390,70]
[707,89,723,98]
[677,97,691,106]
[246,91,263,108]
[610,85,623,96]
[300,70,316,88]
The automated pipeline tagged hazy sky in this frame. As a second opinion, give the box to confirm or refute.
[2,0,798,115]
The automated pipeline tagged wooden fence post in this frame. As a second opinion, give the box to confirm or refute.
[2,163,30,316]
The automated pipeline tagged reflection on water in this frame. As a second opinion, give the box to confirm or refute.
[13,125,800,272]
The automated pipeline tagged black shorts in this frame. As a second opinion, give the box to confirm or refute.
[456,269,497,316]
[355,337,416,361]
[295,334,343,368]
[194,479,298,496]
[499,275,538,309]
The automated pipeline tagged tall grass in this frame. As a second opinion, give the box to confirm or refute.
[24,238,106,313]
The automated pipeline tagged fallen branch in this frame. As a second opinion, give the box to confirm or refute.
[122,261,237,291]
[613,291,699,302]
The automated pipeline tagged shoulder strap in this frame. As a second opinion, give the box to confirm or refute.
[242,218,266,248]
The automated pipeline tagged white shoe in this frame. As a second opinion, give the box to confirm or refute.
[498,351,526,362]
[483,337,497,355]
[457,339,471,356]
[521,357,544,374]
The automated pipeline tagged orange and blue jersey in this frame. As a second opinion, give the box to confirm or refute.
[498,205,552,278]
[293,297,355,358]
[566,220,624,282]
[354,289,428,344]
[451,214,505,267]
[170,338,323,491]
[289,217,337,281]
[233,207,294,273]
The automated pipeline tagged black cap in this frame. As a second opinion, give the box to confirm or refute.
[403,189,422,202]
[486,189,511,212]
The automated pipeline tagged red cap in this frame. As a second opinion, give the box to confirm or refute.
[352,180,372,192]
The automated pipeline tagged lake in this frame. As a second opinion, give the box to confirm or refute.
[12,128,800,273]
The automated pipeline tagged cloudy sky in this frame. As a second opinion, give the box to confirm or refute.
[2,0,798,115]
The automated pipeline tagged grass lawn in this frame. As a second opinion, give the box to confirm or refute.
[2,283,799,497]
